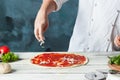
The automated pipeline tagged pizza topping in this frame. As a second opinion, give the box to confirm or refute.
[31,53,87,67]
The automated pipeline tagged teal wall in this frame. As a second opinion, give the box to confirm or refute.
[0,0,78,52]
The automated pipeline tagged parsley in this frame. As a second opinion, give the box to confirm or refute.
[1,52,19,62]
[109,55,120,65]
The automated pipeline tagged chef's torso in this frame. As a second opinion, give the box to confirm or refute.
[68,0,120,52]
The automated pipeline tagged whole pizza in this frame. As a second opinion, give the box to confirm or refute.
[31,52,88,67]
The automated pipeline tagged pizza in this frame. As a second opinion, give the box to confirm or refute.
[31,52,88,67]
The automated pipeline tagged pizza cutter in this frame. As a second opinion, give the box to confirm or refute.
[96,69,120,74]
[85,72,106,80]
[109,70,120,74]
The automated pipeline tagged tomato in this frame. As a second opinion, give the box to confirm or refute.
[0,45,10,54]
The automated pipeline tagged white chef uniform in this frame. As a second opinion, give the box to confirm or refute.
[54,0,120,52]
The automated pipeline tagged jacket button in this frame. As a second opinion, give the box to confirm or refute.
[88,33,91,36]
[91,18,94,21]
[95,3,98,7]
[87,48,89,50]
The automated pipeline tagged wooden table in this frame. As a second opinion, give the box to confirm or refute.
[0,52,119,80]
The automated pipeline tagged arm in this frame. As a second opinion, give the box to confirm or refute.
[34,0,68,42]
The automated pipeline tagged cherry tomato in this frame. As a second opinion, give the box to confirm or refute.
[0,45,10,54]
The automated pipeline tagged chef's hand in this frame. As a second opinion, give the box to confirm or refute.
[114,35,120,47]
[34,0,57,42]
[34,10,48,42]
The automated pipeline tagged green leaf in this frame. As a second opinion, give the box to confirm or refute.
[109,54,120,65]
[1,52,19,62]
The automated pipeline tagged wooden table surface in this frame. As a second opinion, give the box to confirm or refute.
[0,52,120,80]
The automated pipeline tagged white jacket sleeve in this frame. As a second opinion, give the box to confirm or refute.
[53,0,68,11]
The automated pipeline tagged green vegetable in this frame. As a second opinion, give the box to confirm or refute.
[109,54,120,65]
[1,52,19,62]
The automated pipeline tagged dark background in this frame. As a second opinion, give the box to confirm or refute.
[0,0,78,52]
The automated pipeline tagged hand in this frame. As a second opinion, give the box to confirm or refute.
[114,35,120,47]
[34,10,49,42]
[34,0,57,42]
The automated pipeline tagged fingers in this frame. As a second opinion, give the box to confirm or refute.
[38,25,45,41]
[34,28,40,42]
[34,28,45,42]
[114,35,120,47]
[116,36,120,46]
[34,13,48,42]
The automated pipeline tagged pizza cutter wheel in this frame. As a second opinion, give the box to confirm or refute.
[85,72,105,80]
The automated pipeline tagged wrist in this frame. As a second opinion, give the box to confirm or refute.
[42,0,57,15]
[39,7,48,15]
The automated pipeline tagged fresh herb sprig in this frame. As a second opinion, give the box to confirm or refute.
[1,52,19,62]
[108,55,120,65]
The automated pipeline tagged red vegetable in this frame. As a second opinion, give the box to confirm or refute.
[0,45,10,54]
